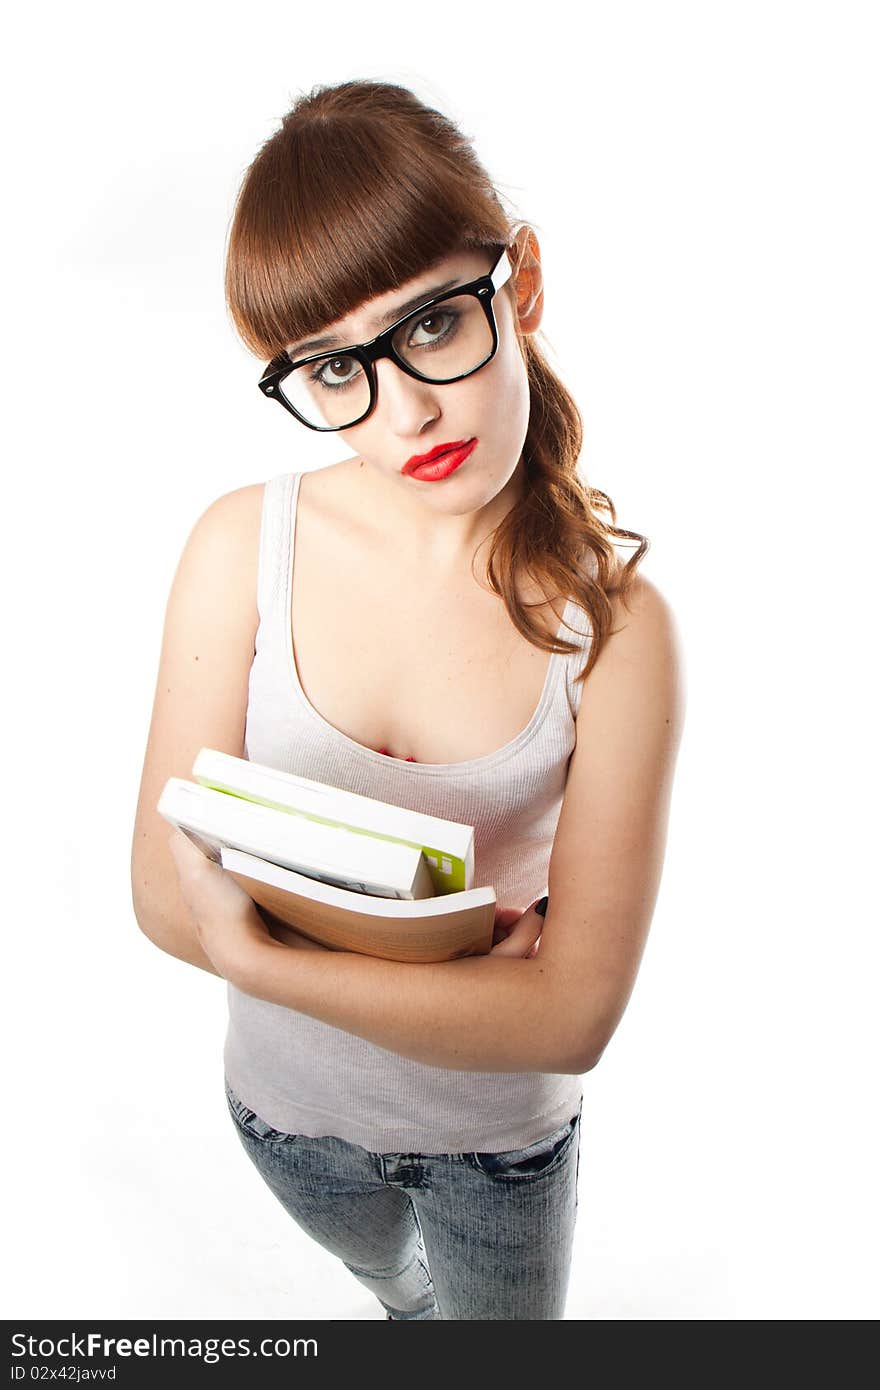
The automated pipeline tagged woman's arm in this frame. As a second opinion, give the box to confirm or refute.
[174,575,686,1076]
[130,484,264,974]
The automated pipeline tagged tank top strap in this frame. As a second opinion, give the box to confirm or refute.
[557,552,598,721]
[557,600,593,720]
[255,471,300,636]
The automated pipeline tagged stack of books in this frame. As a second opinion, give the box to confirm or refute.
[158,750,495,963]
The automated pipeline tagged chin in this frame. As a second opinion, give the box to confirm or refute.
[452,474,511,515]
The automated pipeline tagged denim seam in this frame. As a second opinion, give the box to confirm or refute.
[463,1113,580,1181]
[226,1097,300,1145]
[344,1247,432,1286]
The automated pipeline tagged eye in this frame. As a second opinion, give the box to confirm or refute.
[311,354,362,389]
[407,310,457,348]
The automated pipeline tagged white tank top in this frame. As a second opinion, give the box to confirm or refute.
[223,470,594,1152]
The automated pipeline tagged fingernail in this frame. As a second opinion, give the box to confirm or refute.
[534,896,548,917]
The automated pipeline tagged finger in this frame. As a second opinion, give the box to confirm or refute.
[489,909,544,958]
[492,906,522,945]
[167,827,215,874]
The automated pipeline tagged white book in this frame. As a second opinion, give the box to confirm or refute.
[192,747,475,893]
[158,778,435,900]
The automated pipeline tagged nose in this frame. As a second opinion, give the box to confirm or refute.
[373,357,440,436]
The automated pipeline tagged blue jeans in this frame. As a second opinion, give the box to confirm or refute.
[225,1079,582,1320]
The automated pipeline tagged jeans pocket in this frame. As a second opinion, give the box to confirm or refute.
[465,1110,581,1181]
[225,1081,300,1144]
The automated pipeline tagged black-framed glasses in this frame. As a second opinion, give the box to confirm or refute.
[258,244,514,431]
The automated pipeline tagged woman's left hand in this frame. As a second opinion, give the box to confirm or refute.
[167,828,274,982]
[490,903,543,959]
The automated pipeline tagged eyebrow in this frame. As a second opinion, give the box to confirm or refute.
[288,277,461,358]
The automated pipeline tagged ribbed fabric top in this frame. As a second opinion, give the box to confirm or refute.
[223,470,595,1153]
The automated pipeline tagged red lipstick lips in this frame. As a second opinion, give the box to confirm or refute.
[402,439,477,482]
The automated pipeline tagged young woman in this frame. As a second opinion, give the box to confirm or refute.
[131,79,685,1321]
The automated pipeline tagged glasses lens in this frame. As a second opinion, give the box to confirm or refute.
[279,353,371,430]
[277,294,495,429]
[393,293,494,383]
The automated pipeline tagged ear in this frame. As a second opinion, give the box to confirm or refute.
[509,224,544,335]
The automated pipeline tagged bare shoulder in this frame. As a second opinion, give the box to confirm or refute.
[190,479,265,547]
[171,481,267,608]
[565,569,686,864]
[615,571,681,635]
[587,572,686,716]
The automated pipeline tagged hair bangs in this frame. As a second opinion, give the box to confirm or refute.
[226,93,510,360]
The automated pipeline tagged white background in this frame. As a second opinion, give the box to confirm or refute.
[3,0,877,1320]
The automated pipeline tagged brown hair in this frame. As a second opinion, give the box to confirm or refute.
[225,79,648,683]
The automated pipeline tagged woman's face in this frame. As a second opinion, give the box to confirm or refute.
[292,247,534,519]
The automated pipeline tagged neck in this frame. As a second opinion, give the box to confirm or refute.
[350,454,528,577]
